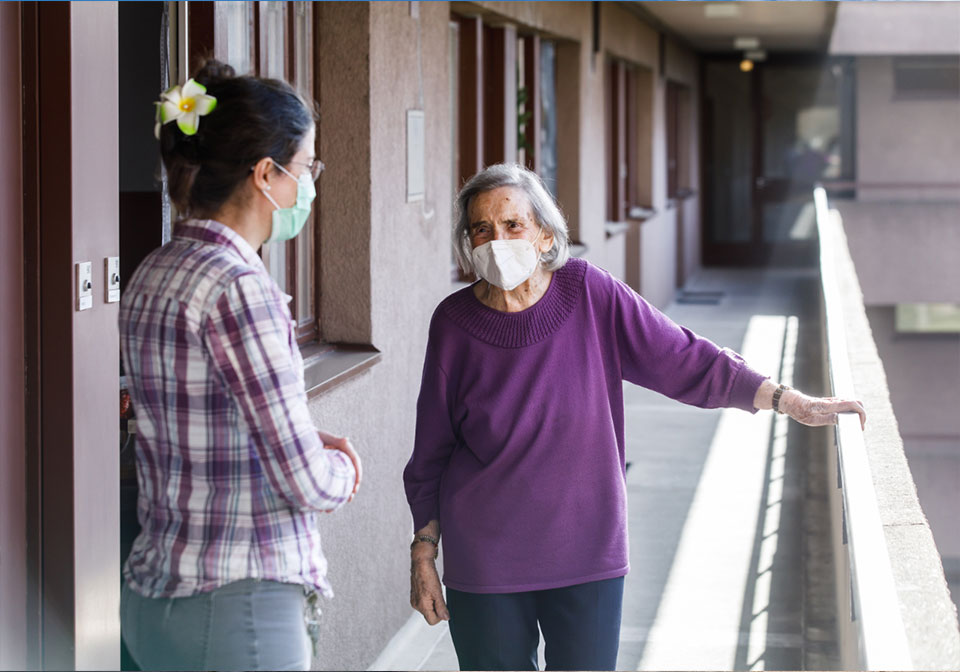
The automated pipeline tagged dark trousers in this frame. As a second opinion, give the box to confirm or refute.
[446,576,625,671]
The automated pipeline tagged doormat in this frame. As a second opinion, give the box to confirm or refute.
[676,290,724,305]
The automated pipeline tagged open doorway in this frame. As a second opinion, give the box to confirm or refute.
[118,3,173,668]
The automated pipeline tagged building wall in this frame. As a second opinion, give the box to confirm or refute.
[0,4,26,669]
[308,3,453,669]
[866,307,960,561]
[830,1,960,55]
[68,5,122,668]
[840,201,960,305]
[855,56,960,201]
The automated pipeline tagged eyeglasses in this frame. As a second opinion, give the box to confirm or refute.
[289,158,325,182]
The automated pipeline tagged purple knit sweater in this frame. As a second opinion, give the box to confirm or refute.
[403,258,767,593]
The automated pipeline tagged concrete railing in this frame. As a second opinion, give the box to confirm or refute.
[815,186,960,670]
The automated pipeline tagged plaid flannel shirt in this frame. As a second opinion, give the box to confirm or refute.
[119,218,355,599]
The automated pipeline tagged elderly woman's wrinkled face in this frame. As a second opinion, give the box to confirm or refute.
[468,187,553,253]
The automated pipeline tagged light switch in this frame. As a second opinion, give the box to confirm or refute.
[105,256,120,303]
[76,262,93,311]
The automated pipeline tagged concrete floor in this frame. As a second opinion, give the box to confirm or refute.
[371,268,834,671]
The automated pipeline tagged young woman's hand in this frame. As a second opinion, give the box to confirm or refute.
[318,431,362,501]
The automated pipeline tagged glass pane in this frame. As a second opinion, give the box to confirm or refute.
[260,1,287,294]
[517,36,527,166]
[214,2,253,75]
[260,1,286,79]
[762,198,818,241]
[539,40,558,197]
[897,303,960,333]
[762,65,840,183]
[262,241,287,294]
[761,64,841,242]
[293,1,312,96]
[449,20,460,280]
[297,219,313,323]
[293,1,313,324]
[705,61,752,243]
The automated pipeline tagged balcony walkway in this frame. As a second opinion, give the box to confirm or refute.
[372,267,835,671]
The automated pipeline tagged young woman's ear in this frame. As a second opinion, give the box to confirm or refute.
[251,157,275,192]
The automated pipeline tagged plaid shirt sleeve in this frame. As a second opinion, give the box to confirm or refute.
[203,272,357,511]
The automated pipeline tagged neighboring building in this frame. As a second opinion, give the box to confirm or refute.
[827,1,960,611]
[0,2,956,670]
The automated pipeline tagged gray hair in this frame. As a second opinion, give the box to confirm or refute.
[453,163,570,275]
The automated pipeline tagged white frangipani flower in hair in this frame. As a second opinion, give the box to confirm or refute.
[154,78,217,138]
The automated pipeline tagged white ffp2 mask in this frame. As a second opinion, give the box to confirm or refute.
[471,227,543,291]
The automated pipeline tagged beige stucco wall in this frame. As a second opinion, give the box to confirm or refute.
[839,201,960,305]
[866,305,960,566]
[855,56,960,202]
[830,1,960,56]
[310,3,453,669]
[637,35,702,307]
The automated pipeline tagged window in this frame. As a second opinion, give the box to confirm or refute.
[606,59,641,222]
[516,34,558,196]
[896,304,960,333]
[893,56,960,100]
[214,2,254,75]
[538,40,558,198]
[212,1,319,343]
[666,80,691,200]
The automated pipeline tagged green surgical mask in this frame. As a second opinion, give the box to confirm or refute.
[261,160,316,243]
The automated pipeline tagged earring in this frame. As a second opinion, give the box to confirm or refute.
[264,184,271,191]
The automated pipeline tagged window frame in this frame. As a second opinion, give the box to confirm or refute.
[606,58,641,223]
[892,56,960,101]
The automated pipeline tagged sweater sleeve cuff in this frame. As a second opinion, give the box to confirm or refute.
[410,499,439,534]
[729,364,769,414]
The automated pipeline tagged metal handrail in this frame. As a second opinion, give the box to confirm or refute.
[814,186,913,670]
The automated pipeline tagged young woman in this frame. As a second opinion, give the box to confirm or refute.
[119,59,361,672]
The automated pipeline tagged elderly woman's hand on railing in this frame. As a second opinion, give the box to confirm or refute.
[780,388,867,430]
[754,379,866,429]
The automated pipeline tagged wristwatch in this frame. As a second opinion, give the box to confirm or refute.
[773,384,791,414]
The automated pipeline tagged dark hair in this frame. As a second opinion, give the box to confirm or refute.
[159,59,315,216]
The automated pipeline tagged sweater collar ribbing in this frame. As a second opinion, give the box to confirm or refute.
[441,258,587,348]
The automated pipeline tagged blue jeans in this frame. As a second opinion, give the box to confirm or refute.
[121,579,312,671]
[447,576,625,671]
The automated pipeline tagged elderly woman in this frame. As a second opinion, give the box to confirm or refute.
[403,163,864,672]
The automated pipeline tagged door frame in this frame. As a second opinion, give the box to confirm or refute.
[21,3,121,668]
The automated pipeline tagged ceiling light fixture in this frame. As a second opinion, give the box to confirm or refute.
[740,59,754,73]
[734,37,761,50]
[705,4,740,19]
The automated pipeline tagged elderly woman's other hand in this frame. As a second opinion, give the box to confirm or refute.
[410,557,449,625]
[409,521,448,625]
[780,388,867,430]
